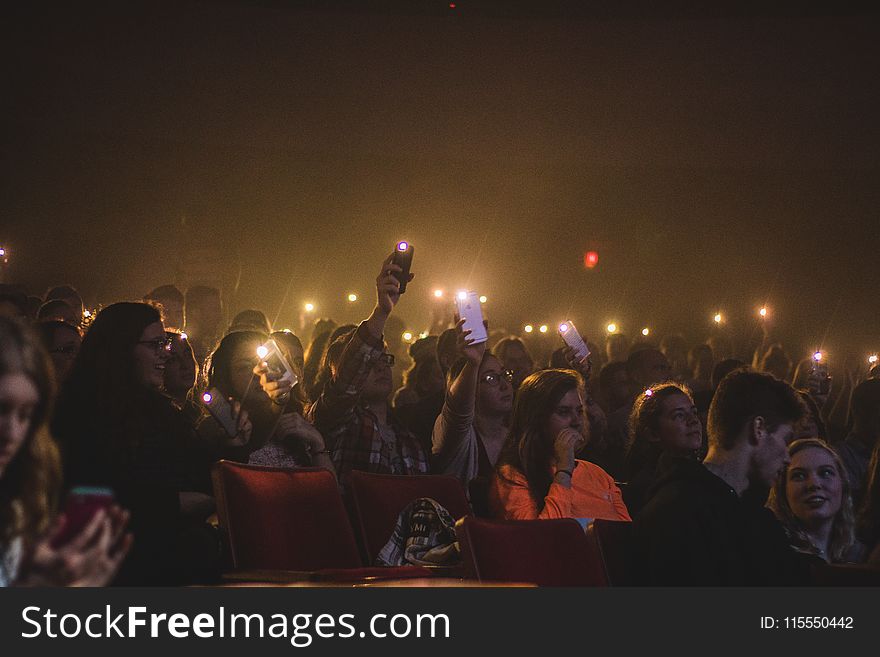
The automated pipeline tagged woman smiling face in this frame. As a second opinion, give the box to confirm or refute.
[785,445,844,529]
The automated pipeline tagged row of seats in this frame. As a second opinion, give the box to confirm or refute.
[210,461,634,586]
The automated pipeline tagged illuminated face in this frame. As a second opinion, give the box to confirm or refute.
[230,338,268,403]
[163,333,197,397]
[785,447,844,529]
[0,373,40,478]
[477,355,513,416]
[362,350,394,402]
[133,321,169,389]
[653,393,702,453]
[753,422,794,488]
[545,388,588,450]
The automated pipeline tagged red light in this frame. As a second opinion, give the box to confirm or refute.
[449,2,456,8]
[584,251,599,268]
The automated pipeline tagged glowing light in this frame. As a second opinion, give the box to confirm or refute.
[559,323,569,333]
[869,355,879,365]
[644,388,653,397]
[202,392,213,403]
[83,310,92,318]
[641,328,650,337]
[0,247,5,257]
[396,241,409,251]
[402,331,413,342]
[347,293,358,302]
[256,345,269,360]
[479,295,487,304]
[539,325,548,334]
[606,323,617,334]
[457,291,468,301]
[713,313,723,324]
[449,2,456,7]
[282,329,292,334]
[813,351,823,363]
[180,332,188,340]
[524,324,534,334]
[433,289,444,298]
[304,302,315,313]
[759,307,768,318]
[584,251,599,269]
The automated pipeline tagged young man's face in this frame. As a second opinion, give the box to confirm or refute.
[752,421,794,488]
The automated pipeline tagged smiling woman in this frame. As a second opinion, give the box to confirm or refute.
[767,438,862,564]
[52,302,220,585]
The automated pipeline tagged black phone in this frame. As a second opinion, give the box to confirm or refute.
[391,241,414,294]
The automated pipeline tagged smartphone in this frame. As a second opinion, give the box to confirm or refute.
[202,387,239,437]
[258,338,298,387]
[391,241,414,294]
[558,320,590,361]
[51,486,114,548]
[810,353,831,395]
[455,291,488,344]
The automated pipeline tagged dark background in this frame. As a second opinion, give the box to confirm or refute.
[3,0,878,359]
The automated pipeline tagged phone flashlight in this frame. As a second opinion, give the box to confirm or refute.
[256,345,269,360]
[397,241,408,251]
[869,355,878,365]
[759,307,768,318]
[202,392,213,404]
[606,323,617,334]
[559,323,569,333]
[524,324,534,334]
[812,351,823,363]
[539,325,548,334]
[642,328,650,336]
[433,289,444,298]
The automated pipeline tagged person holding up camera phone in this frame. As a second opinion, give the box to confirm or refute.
[307,248,428,494]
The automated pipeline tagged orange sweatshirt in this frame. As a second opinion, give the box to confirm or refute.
[489,459,631,521]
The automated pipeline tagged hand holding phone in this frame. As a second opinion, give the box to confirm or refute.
[257,339,298,387]
[559,320,590,362]
[202,387,240,438]
[454,291,488,344]
[390,241,414,294]
[50,486,115,548]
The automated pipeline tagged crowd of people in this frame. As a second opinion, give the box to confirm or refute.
[1,252,879,587]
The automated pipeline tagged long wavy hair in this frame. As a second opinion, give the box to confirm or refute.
[767,438,855,563]
[52,302,164,464]
[0,317,61,553]
[496,369,585,511]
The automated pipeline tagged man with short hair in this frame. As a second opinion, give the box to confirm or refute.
[632,369,809,585]
[145,284,185,331]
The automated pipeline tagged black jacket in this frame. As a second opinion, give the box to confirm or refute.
[631,455,809,585]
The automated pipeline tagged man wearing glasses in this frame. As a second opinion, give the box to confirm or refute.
[308,254,429,494]
[431,318,514,488]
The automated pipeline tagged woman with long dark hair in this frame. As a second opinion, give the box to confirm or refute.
[53,302,216,584]
[489,369,630,521]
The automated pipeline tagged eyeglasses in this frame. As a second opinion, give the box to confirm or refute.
[138,337,173,352]
[481,369,514,386]
[374,353,395,367]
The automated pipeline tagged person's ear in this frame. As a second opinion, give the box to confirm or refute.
[748,416,768,446]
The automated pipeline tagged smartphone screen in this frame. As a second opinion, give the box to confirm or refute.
[455,291,488,344]
[559,320,590,361]
[202,387,239,437]
[391,241,414,294]
[260,339,298,387]
[51,486,114,548]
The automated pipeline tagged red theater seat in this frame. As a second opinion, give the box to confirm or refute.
[456,516,608,587]
[211,461,430,582]
[349,470,472,564]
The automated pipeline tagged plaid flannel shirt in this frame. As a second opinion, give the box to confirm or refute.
[308,321,429,494]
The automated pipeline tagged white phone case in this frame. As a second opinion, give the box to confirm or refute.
[455,292,488,344]
[559,320,590,361]
[261,338,298,387]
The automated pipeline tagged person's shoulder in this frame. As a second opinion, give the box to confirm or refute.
[575,459,615,482]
